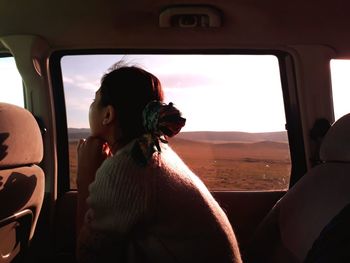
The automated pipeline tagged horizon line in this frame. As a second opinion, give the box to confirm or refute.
[67,127,287,133]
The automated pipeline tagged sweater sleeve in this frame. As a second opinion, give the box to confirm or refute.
[85,150,154,235]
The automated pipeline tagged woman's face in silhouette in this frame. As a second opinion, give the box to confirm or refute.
[89,89,106,137]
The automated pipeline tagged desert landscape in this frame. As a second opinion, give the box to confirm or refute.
[68,129,291,191]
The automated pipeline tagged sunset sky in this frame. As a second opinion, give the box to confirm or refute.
[61,54,287,132]
[330,59,350,120]
[0,57,24,106]
[2,55,349,132]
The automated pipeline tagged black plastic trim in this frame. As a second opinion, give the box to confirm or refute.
[279,53,307,186]
[49,55,70,196]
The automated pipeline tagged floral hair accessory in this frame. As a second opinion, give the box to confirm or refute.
[131,101,186,166]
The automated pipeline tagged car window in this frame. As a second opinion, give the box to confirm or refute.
[0,56,24,107]
[61,54,291,191]
[330,59,350,121]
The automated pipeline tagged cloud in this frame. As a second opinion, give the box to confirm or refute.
[65,96,91,111]
[63,75,100,91]
[160,73,216,89]
[76,81,99,91]
[63,76,74,84]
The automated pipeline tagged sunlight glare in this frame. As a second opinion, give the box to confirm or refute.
[330,59,350,121]
[0,57,24,107]
[62,55,285,132]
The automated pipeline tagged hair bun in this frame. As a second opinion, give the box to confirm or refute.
[143,101,186,137]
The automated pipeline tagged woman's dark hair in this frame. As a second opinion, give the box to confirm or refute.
[99,63,164,140]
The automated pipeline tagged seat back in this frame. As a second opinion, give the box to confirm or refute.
[248,113,350,263]
[0,102,45,262]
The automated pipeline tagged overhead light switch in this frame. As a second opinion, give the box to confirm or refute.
[159,6,222,28]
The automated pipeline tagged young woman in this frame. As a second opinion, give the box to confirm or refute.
[76,63,242,263]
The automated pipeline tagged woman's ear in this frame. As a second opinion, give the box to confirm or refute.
[102,105,115,126]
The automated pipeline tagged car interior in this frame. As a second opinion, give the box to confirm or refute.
[1,0,350,262]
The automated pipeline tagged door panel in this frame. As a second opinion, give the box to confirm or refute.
[54,191,77,261]
[213,191,285,258]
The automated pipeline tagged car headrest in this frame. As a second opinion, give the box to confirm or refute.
[319,113,350,162]
[0,103,43,168]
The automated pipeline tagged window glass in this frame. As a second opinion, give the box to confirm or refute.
[0,56,24,107]
[330,59,350,121]
[61,54,291,191]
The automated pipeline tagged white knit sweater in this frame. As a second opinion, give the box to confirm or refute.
[83,140,241,263]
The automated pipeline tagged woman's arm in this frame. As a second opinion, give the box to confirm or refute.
[76,148,154,262]
[76,137,110,245]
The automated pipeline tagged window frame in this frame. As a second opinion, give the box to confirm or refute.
[50,49,306,195]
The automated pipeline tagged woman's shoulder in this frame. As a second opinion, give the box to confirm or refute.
[98,139,186,178]
[98,139,160,175]
[91,141,152,193]
[100,147,134,172]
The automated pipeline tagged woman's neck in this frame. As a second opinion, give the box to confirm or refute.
[108,137,132,155]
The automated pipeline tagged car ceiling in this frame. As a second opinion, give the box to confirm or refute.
[0,0,350,55]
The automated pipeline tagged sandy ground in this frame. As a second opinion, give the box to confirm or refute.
[69,137,291,191]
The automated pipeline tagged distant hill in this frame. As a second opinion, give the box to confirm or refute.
[67,128,288,143]
[168,137,290,162]
[67,128,90,141]
[169,137,289,150]
[176,131,288,143]
[68,128,91,133]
